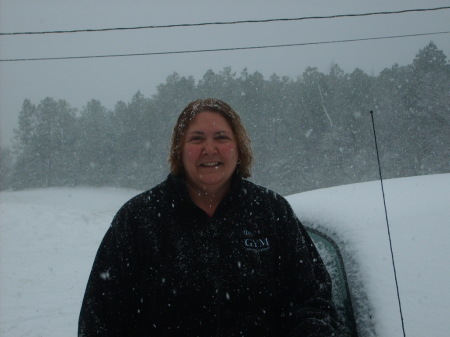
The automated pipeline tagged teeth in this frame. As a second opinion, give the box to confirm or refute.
[202,162,220,167]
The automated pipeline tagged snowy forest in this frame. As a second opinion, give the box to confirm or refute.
[1,41,448,195]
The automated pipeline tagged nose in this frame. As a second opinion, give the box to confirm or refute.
[203,139,217,155]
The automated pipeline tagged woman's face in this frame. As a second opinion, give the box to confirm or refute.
[182,111,238,194]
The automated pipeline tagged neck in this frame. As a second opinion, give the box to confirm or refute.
[186,182,230,217]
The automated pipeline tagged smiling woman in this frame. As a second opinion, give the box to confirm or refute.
[174,100,244,216]
[78,98,338,337]
[182,111,239,216]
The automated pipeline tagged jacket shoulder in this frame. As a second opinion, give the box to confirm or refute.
[241,180,291,206]
[111,179,173,226]
[240,180,296,219]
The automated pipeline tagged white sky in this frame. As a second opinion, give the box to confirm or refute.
[1,0,449,146]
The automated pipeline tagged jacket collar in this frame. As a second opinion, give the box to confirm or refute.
[167,173,244,214]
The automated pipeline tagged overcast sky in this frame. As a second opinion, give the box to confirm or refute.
[1,0,449,146]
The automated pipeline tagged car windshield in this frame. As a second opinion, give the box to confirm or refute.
[306,227,359,337]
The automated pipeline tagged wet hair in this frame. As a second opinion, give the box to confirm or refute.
[169,98,253,178]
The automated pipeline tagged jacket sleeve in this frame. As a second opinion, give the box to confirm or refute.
[277,199,338,337]
[78,205,141,337]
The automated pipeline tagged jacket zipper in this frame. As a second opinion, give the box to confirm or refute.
[208,216,222,337]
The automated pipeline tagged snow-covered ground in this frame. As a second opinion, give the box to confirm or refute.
[0,174,449,336]
[0,187,138,336]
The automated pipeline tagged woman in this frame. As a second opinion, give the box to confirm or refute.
[79,98,337,336]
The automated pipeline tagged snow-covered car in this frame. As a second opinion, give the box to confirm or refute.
[286,173,450,337]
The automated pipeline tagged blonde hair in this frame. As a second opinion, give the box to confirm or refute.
[169,98,253,178]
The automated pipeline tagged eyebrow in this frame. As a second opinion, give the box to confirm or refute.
[187,130,231,136]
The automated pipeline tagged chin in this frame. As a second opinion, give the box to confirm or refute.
[200,175,230,187]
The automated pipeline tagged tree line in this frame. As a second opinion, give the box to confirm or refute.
[1,41,449,195]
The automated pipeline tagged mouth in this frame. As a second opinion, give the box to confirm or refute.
[200,162,221,168]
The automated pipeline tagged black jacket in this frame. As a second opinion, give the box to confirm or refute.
[79,174,337,336]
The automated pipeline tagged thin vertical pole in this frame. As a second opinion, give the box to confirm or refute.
[369,111,406,337]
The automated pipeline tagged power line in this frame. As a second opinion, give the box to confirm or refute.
[1,6,449,36]
[1,30,448,63]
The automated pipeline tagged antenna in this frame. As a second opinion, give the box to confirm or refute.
[369,111,406,337]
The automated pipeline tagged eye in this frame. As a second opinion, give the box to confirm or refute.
[216,132,232,141]
[187,135,204,143]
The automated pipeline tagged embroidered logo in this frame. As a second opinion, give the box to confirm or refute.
[243,230,270,252]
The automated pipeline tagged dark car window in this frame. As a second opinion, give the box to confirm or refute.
[306,227,359,337]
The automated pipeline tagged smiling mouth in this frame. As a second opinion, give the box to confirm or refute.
[201,162,221,167]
